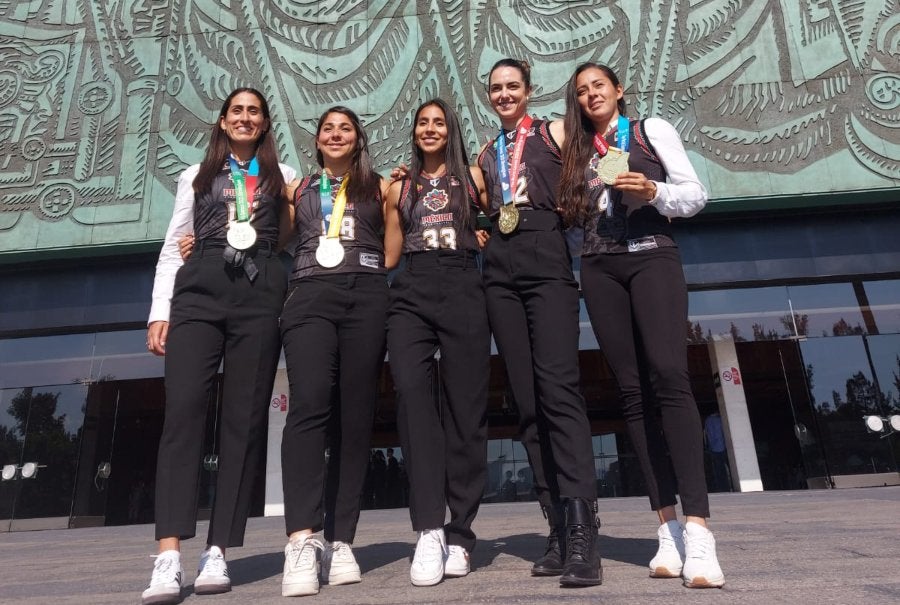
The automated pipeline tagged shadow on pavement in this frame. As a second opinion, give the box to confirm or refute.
[475,532,656,569]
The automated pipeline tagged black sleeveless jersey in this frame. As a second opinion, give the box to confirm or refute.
[478,118,562,216]
[289,173,386,279]
[582,119,676,255]
[193,159,281,245]
[398,172,480,254]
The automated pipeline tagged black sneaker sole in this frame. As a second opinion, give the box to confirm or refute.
[531,567,564,577]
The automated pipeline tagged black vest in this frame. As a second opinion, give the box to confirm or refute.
[478,118,562,216]
[193,160,281,245]
[582,119,676,255]
[398,172,479,254]
[289,173,386,279]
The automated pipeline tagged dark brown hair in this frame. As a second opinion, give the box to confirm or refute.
[487,58,532,91]
[193,87,285,199]
[558,63,627,227]
[315,106,380,203]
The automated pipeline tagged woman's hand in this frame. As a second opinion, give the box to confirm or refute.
[476,229,490,249]
[389,163,409,182]
[178,233,195,260]
[613,171,658,201]
[147,321,168,356]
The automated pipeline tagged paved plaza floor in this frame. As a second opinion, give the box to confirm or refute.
[1,486,899,604]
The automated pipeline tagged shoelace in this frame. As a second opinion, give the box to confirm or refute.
[330,542,354,563]
[685,532,710,559]
[200,552,228,577]
[544,526,560,554]
[414,531,444,564]
[567,525,591,563]
[288,538,323,570]
[149,556,179,586]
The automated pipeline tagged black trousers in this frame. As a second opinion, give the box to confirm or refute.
[281,273,388,542]
[483,212,596,502]
[387,251,489,552]
[155,244,285,547]
[580,247,709,517]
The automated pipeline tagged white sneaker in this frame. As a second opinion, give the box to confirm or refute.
[682,522,725,588]
[444,545,470,578]
[322,541,361,586]
[141,550,183,605]
[649,520,685,578]
[282,535,324,597]
[410,528,447,587]
[195,545,231,594]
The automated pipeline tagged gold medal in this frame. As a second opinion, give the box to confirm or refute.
[498,204,519,234]
[597,147,630,185]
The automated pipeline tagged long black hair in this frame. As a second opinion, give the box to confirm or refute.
[407,98,473,223]
[314,106,381,203]
[558,63,627,227]
[193,87,285,199]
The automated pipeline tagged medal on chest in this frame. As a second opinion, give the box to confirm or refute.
[496,116,532,234]
[315,174,349,268]
[226,157,259,250]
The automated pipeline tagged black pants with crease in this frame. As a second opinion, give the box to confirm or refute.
[388,250,490,552]
[155,242,285,547]
[483,211,597,505]
[280,272,388,542]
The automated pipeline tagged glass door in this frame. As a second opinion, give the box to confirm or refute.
[0,385,87,531]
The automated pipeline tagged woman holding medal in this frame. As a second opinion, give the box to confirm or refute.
[382,99,491,586]
[278,106,393,597]
[557,63,723,589]
[142,88,294,605]
[477,58,602,587]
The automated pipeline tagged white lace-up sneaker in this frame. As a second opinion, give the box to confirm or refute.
[444,545,470,578]
[194,545,231,594]
[282,535,324,597]
[141,550,183,605]
[682,522,725,588]
[649,520,685,578]
[322,541,361,586]
[410,528,448,587]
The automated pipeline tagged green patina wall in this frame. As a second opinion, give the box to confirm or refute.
[0,0,898,258]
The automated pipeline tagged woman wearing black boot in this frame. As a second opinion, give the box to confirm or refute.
[477,58,601,587]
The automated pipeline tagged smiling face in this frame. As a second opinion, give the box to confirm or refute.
[488,66,531,127]
[316,111,358,167]
[575,67,624,131]
[219,91,268,147]
[414,104,449,157]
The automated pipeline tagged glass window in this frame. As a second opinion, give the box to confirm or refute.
[862,280,900,335]
[688,287,792,343]
[0,335,95,389]
[788,283,867,337]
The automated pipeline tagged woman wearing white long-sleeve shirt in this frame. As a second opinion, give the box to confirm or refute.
[143,88,296,605]
[557,63,724,590]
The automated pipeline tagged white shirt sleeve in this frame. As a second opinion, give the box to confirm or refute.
[643,117,707,218]
[147,164,199,325]
[280,163,298,183]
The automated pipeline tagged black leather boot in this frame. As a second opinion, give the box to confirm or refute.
[531,503,565,576]
[559,498,602,587]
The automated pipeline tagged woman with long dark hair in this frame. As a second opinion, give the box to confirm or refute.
[383,99,490,586]
[143,88,294,605]
[557,62,723,588]
[477,58,601,587]
[278,106,393,597]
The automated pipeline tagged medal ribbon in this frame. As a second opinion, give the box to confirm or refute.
[320,174,350,238]
[496,115,533,207]
[227,156,259,222]
[592,115,630,217]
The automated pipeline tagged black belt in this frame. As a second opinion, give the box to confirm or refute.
[195,239,276,282]
[403,249,478,269]
[490,209,561,233]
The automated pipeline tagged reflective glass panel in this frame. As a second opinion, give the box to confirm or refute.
[788,283,866,337]
[863,280,900,335]
[688,287,792,343]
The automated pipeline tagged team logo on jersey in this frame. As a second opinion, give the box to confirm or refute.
[422,188,449,212]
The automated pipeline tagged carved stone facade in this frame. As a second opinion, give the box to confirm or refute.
[1,0,897,255]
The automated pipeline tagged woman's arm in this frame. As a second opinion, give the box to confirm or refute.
[278,178,301,252]
[383,178,404,269]
[641,117,707,218]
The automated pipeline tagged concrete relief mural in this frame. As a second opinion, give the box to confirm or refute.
[0,0,897,255]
